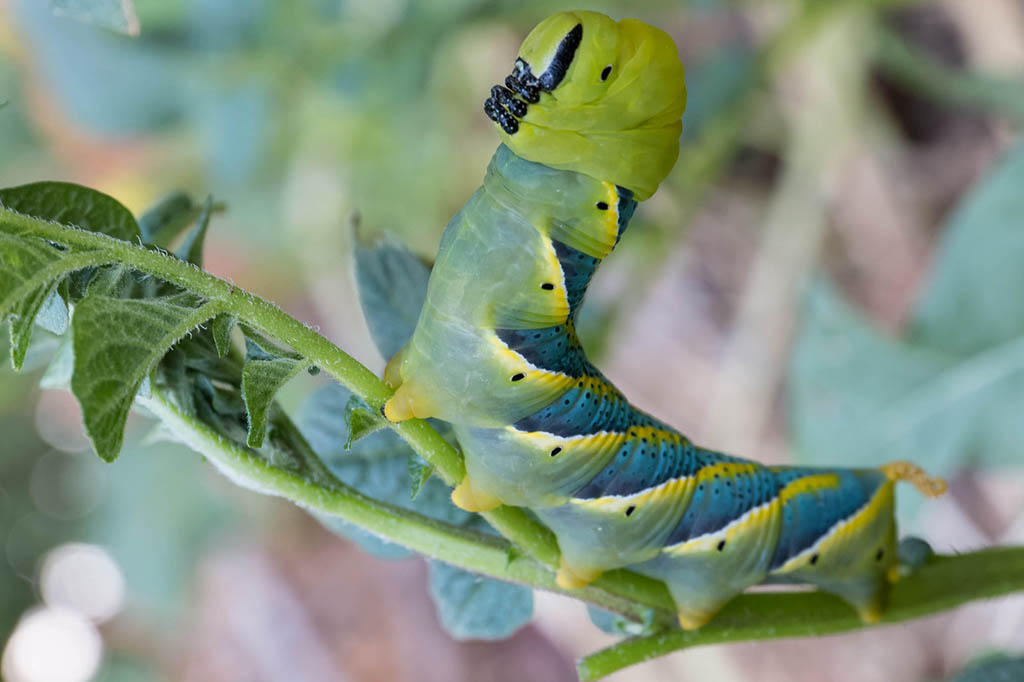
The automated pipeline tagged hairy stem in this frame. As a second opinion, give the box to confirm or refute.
[578,547,1024,680]
[0,208,673,620]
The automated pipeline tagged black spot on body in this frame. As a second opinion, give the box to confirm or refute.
[717,540,726,552]
[601,65,612,81]
[625,505,636,517]
[810,554,819,565]
[875,548,885,561]
[550,447,562,457]
[510,373,525,382]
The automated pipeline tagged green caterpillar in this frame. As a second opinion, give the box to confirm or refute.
[382,10,946,630]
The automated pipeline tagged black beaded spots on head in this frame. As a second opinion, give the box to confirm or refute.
[483,24,583,135]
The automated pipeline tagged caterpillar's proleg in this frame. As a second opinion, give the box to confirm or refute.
[451,476,503,513]
[555,555,603,590]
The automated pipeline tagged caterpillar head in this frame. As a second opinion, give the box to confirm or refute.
[485,11,686,200]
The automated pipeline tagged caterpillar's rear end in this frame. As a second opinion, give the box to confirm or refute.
[382,10,946,631]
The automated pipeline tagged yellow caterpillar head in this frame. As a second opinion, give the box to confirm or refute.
[485,11,686,200]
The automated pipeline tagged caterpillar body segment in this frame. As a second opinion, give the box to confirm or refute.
[381,11,945,630]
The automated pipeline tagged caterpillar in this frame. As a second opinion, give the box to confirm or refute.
[381,10,946,630]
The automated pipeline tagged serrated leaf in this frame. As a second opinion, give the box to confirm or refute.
[911,142,1024,355]
[209,312,235,357]
[241,355,311,448]
[355,240,430,360]
[176,195,213,266]
[344,394,385,448]
[71,293,220,461]
[49,0,140,36]
[408,454,432,500]
[427,561,532,641]
[0,182,141,243]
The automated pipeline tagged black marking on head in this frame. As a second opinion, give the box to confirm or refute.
[550,446,562,457]
[810,553,819,565]
[625,505,636,517]
[510,373,525,382]
[717,540,726,552]
[538,23,583,91]
[875,548,884,561]
[601,65,612,81]
[540,282,555,290]
[596,201,609,210]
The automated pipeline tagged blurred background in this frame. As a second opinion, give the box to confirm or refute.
[2,0,1024,680]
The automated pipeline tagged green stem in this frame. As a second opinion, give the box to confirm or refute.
[141,389,656,622]
[578,547,1024,680]
[0,208,671,619]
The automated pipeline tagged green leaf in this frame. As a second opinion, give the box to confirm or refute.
[300,383,473,558]
[176,195,213,266]
[240,324,301,360]
[49,0,139,36]
[788,284,973,478]
[209,313,236,358]
[138,192,204,247]
[427,561,533,641]
[241,355,311,448]
[8,281,60,370]
[344,394,385,448]
[71,293,220,461]
[355,240,430,360]
[407,454,432,500]
[0,232,67,321]
[911,143,1024,355]
[586,605,656,636]
[0,182,141,243]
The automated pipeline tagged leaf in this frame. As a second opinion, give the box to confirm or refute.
[354,240,430,360]
[427,561,533,641]
[241,355,311,448]
[176,195,213,266]
[408,454,432,500]
[209,313,236,358]
[344,394,385,448]
[300,382,474,557]
[138,192,211,248]
[586,605,656,637]
[240,324,301,361]
[0,182,141,243]
[71,292,220,461]
[910,142,1024,355]
[948,654,1024,682]
[789,284,973,473]
[8,281,60,370]
[49,0,140,36]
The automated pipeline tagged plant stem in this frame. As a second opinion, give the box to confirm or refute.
[0,208,672,619]
[577,546,1024,680]
[140,390,657,622]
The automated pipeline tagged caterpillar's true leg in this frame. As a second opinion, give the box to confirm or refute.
[451,476,503,513]
[555,555,603,590]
